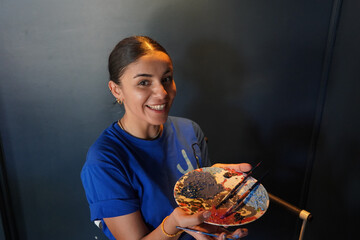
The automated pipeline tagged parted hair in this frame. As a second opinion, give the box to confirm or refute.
[108,36,169,84]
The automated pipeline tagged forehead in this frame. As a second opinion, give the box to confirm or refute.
[125,51,172,74]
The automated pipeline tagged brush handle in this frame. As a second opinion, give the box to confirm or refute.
[215,161,262,209]
[221,171,269,219]
[221,188,251,219]
[176,227,236,240]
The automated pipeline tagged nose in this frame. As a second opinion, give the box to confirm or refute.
[153,82,168,98]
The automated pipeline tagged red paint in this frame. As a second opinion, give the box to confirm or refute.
[207,206,237,225]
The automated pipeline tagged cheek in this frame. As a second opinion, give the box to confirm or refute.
[124,91,148,107]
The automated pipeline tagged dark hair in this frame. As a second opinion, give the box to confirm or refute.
[108,36,170,84]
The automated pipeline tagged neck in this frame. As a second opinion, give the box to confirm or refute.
[118,117,162,140]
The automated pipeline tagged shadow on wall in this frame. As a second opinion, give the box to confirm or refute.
[179,39,265,165]
[0,98,25,240]
[143,4,319,240]
[178,40,315,240]
[140,2,267,165]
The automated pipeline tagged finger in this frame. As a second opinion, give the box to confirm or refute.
[213,163,252,173]
[190,211,212,226]
[230,228,248,239]
[237,163,252,173]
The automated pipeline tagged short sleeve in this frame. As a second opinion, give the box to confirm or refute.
[81,161,140,221]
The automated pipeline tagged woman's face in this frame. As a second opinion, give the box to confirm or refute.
[116,51,176,127]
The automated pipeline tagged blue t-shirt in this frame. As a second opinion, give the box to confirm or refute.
[81,116,210,239]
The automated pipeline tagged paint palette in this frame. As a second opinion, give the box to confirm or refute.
[174,167,269,226]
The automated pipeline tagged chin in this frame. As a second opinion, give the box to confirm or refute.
[152,116,169,125]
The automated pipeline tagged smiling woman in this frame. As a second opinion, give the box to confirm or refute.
[81,36,250,240]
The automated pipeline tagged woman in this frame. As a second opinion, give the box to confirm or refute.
[81,36,250,240]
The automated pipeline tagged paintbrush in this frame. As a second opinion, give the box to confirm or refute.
[176,226,238,240]
[221,171,269,219]
[215,161,262,209]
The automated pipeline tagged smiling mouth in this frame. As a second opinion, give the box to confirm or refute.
[146,104,166,110]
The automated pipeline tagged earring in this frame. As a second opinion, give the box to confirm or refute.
[116,99,123,105]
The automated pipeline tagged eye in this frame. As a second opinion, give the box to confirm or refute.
[162,76,173,84]
[138,80,150,86]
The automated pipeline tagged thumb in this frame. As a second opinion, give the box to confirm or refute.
[180,211,211,227]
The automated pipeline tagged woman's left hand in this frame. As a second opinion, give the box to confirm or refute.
[171,208,248,240]
[212,163,252,173]
[185,223,248,240]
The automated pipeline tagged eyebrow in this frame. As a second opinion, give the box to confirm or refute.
[133,69,172,79]
[133,73,152,79]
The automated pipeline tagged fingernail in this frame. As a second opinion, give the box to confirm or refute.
[203,211,211,218]
[233,234,240,239]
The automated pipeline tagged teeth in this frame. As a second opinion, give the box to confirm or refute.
[148,104,165,110]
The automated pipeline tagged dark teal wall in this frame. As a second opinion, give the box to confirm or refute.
[306,0,360,239]
[0,0,358,239]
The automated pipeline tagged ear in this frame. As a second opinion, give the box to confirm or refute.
[108,81,123,100]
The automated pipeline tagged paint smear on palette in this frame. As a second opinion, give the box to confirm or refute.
[174,167,269,226]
